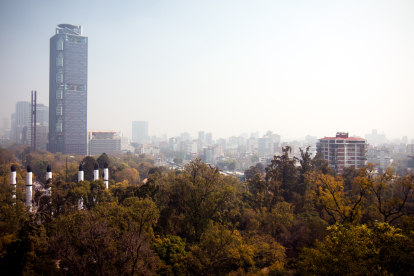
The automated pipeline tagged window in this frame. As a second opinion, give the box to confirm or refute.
[56,123,62,132]
[56,41,63,50]
[66,35,87,44]
[56,106,62,116]
[56,90,63,99]
[65,83,86,91]
[56,58,63,67]
[56,74,63,83]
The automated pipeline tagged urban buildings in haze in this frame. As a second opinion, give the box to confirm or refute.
[206,132,213,145]
[365,129,386,146]
[12,101,30,143]
[1,118,10,139]
[317,132,367,174]
[181,132,190,141]
[87,130,121,156]
[132,121,149,143]
[198,131,205,141]
[48,24,88,155]
[27,103,49,151]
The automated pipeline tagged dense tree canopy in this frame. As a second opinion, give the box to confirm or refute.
[0,146,414,275]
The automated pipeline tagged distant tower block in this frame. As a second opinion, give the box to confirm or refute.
[26,165,33,211]
[93,163,99,181]
[104,162,109,189]
[78,163,84,182]
[10,165,16,203]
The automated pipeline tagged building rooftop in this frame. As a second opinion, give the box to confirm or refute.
[57,24,82,35]
[319,137,365,141]
[319,132,365,141]
[58,23,80,29]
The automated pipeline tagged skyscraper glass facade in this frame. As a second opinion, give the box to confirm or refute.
[48,24,87,155]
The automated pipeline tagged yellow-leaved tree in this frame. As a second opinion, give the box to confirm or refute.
[307,170,370,224]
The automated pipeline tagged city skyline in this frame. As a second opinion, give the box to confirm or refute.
[1,1,414,140]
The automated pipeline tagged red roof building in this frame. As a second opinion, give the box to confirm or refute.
[316,132,367,174]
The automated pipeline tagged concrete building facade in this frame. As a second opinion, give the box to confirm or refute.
[317,132,367,174]
[87,130,121,156]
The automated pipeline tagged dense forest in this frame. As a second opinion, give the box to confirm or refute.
[0,145,414,275]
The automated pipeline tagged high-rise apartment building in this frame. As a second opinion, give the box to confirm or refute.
[132,121,148,143]
[1,118,9,137]
[181,132,190,141]
[316,132,367,174]
[206,132,213,145]
[27,103,49,150]
[198,131,205,141]
[367,146,391,171]
[12,101,30,142]
[258,137,273,154]
[48,24,88,155]
[364,129,386,146]
[16,101,30,127]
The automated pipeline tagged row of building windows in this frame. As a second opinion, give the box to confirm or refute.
[55,76,87,92]
[66,35,87,44]
[319,140,366,144]
[65,84,86,91]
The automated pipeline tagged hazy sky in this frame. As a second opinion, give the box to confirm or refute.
[1,0,413,141]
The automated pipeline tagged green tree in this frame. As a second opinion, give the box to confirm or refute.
[364,165,414,223]
[81,156,96,182]
[307,170,370,224]
[163,159,237,242]
[256,162,265,175]
[299,222,414,276]
[311,152,333,175]
[114,168,140,185]
[97,152,110,169]
[173,157,183,164]
[152,235,188,275]
[186,223,248,275]
[0,221,59,275]
[33,159,49,183]
[296,147,313,197]
[250,155,260,163]
[137,162,153,181]
[117,162,130,171]
[244,166,261,182]
[148,167,163,176]
[265,146,298,204]
[50,204,159,275]
[228,160,237,171]
[0,148,17,165]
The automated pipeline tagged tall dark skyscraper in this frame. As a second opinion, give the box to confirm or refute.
[132,121,148,143]
[48,24,87,155]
